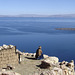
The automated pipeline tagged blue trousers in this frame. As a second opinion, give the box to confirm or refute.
[37,54,44,60]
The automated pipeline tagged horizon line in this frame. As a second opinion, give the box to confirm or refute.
[0,14,75,17]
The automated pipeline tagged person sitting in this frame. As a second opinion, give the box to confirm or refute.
[35,46,44,60]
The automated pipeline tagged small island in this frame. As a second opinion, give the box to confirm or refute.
[55,28,75,31]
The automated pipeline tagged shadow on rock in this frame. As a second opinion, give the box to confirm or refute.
[25,57,36,60]
[36,62,50,69]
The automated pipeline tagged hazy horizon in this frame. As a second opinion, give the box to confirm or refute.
[1,14,75,18]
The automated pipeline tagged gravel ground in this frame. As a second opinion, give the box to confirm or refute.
[12,55,75,75]
[12,55,49,75]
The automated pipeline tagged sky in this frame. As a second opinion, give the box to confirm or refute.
[0,0,75,15]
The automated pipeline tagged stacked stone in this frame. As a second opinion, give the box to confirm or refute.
[0,44,19,68]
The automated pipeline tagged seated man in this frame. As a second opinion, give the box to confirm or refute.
[35,46,44,60]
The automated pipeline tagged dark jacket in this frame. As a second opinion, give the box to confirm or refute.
[35,48,42,59]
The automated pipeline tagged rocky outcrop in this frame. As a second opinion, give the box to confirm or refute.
[4,49,74,75]
[19,52,49,59]
[32,60,74,75]
[20,52,74,75]
[37,57,59,69]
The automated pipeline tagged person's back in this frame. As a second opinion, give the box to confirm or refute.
[35,46,43,59]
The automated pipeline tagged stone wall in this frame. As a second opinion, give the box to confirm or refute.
[0,45,19,68]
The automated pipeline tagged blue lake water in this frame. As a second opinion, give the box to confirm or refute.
[0,17,75,61]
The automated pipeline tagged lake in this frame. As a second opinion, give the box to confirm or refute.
[0,17,75,61]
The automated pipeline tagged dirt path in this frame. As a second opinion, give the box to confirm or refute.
[12,55,48,75]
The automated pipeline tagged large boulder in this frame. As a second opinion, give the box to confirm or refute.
[39,57,59,69]
[43,54,49,58]
[44,57,59,64]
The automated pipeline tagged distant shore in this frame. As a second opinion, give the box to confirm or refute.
[1,14,75,17]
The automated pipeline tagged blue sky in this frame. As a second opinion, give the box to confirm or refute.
[0,0,75,15]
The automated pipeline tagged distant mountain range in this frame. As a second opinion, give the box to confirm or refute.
[0,14,75,17]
